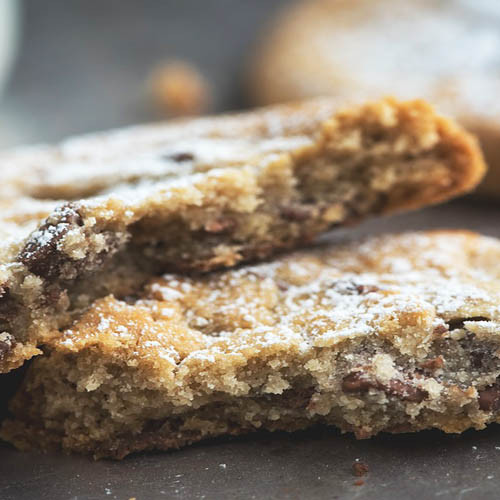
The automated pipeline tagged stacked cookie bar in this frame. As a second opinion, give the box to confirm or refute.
[0,97,497,458]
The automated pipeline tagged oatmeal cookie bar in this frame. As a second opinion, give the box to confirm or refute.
[248,0,500,196]
[0,98,485,372]
[3,231,500,458]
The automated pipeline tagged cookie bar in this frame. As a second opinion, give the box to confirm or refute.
[0,98,485,373]
[3,231,500,458]
[248,0,500,196]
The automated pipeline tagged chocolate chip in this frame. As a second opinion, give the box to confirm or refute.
[371,131,385,142]
[20,204,84,280]
[263,387,315,410]
[336,281,380,296]
[471,349,486,369]
[342,371,427,403]
[20,204,124,285]
[386,379,427,403]
[433,325,448,336]
[342,372,374,393]
[275,279,290,292]
[355,284,380,295]
[164,152,195,162]
[280,204,315,222]
[352,462,369,477]
[142,419,167,433]
[420,356,444,372]
[285,387,315,409]
[478,385,500,411]
[447,317,489,331]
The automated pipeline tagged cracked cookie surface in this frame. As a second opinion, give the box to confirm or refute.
[3,231,500,458]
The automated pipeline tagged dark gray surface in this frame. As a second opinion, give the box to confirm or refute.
[2,424,500,500]
[1,2,500,499]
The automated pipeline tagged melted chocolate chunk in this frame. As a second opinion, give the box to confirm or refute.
[20,205,123,285]
[355,284,380,295]
[433,325,448,336]
[263,387,315,410]
[275,279,290,292]
[165,152,195,162]
[342,371,427,403]
[420,356,444,372]
[470,347,491,370]
[478,384,500,411]
[20,204,84,280]
[285,387,315,409]
[280,204,316,222]
[385,379,427,403]
[342,372,374,392]
[335,281,380,296]
[447,317,489,331]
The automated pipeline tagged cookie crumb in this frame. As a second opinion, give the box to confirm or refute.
[352,461,369,477]
[150,60,211,117]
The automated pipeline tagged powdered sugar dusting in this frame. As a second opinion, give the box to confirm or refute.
[0,105,317,256]
[58,232,500,365]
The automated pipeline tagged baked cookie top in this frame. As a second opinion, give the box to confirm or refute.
[54,230,500,370]
[0,97,485,372]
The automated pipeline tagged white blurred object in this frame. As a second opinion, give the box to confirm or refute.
[0,0,19,97]
[459,0,500,17]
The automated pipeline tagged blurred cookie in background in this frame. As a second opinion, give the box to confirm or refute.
[247,0,500,197]
[150,60,213,118]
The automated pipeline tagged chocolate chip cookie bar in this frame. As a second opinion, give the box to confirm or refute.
[3,231,500,458]
[0,98,485,373]
[248,0,500,196]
